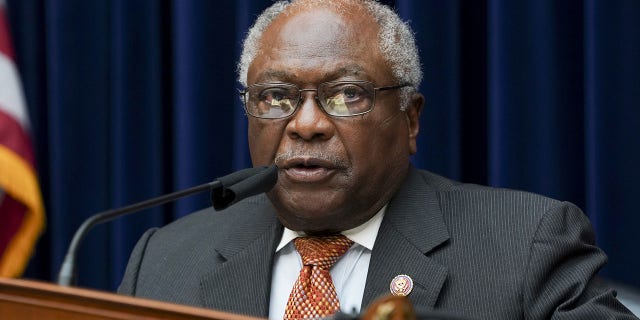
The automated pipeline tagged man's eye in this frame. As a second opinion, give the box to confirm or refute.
[341,86,363,100]
[261,89,289,102]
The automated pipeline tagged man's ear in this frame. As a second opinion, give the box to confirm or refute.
[405,92,424,155]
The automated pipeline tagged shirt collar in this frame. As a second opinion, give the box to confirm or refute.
[275,205,387,252]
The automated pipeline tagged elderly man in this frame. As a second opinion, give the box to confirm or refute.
[119,0,637,319]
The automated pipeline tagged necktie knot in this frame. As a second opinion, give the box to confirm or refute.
[294,235,354,270]
[284,235,354,319]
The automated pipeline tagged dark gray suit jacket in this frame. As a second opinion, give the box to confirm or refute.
[118,167,636,319]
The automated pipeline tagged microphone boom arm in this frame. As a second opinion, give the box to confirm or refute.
[57,165,278,287]
[57,181,219,286]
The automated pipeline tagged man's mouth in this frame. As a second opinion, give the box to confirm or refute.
[277,157,340,182]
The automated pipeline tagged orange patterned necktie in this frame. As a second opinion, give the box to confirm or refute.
[284,235,354,319]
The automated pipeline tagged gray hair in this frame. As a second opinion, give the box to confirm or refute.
[237,0,422,110]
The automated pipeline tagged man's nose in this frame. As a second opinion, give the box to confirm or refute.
[285,92,335,141]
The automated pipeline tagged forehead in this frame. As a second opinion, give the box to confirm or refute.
[247,4,393,85]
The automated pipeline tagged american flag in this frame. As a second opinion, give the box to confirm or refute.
[0,0,45,277]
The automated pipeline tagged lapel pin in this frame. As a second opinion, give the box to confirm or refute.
[389,274,413,296]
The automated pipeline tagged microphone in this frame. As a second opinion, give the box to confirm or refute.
[57,165,278,286]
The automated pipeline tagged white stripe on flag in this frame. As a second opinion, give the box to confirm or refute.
[0,52,29,129]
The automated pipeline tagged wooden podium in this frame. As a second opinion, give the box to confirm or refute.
[0,277,262,320]
[1,277,418,320]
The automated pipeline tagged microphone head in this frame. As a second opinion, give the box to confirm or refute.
[211,165,278,210]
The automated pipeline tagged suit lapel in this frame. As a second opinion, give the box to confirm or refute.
[363,167,450,311]
[199,196,283,317]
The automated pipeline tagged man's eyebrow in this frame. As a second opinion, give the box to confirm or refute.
[253,64,366,83]
[326,65,365,79]
[254,69,297,82]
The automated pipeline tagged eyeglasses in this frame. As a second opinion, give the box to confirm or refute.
[239,80,411,119]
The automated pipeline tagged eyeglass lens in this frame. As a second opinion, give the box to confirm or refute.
[244,81,375,118]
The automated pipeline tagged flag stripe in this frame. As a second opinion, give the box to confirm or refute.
[0,195,26,256]
[0,109,34,164]
[0,51,29,129]
[0,5,13,59]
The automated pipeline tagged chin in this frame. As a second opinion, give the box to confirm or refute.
[270,184,346,209]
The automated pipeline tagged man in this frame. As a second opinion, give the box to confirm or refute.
[118,0,637,319]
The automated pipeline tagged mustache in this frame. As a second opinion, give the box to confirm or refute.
[273,151,348,168]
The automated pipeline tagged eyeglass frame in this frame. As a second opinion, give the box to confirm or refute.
[238,80,413,119]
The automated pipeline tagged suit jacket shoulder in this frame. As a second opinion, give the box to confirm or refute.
[118,194,283,317]
[364,167,636,319]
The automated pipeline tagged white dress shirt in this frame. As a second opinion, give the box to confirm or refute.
[268,207,386,319]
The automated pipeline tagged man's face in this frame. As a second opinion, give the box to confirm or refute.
[246,6,422,234]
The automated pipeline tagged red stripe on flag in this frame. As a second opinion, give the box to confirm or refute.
[0,109,34,165]
[0,195,27,258]
[0,5,14,59]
